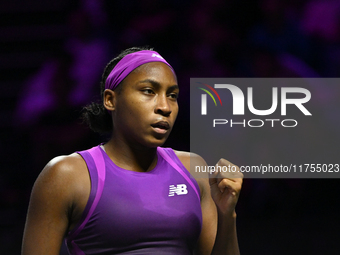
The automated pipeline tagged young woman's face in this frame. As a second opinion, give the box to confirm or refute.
[112,62,179,148]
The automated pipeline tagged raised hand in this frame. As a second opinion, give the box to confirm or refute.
[209,159,243,217]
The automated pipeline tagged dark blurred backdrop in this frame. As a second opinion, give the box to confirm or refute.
[1,0,339,254]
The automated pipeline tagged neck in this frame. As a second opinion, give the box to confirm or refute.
[103,135,158,172]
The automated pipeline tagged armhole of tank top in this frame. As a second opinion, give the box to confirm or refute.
[157,147,201,202]
[66,146,106,243]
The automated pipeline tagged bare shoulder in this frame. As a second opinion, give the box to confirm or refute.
[37,153,88,186]
[32,152,90,208]
[173,150,208,172]
[43,153,87,175]
[173,150,210,203]
[23,153,90,253]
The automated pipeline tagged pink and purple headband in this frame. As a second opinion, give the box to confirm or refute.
[105,50,174,91]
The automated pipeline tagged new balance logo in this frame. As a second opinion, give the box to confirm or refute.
[152,53,164,59]
[168,184,188,196]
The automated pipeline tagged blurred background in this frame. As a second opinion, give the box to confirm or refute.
[1,0,339,254]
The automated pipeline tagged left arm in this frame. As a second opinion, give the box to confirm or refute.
[176,151,243,255]
[208,158,242,255]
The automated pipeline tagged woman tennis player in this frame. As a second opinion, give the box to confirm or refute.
[22,47,243,255]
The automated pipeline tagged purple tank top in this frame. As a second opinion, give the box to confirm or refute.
[66,145,202,255]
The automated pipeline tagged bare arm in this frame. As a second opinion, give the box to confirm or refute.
[209,158,242,255]
[22,154,90,255]
[176,151,242,255]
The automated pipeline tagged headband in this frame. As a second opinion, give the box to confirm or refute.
[105,50,174,91]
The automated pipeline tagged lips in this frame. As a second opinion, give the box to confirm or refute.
[151,121,170,134]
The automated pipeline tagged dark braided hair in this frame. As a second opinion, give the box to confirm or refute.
[82,46,153,134]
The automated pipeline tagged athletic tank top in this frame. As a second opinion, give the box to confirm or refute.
[65,145,202,255]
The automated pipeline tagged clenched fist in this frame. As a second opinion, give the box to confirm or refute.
[209,159,243,217]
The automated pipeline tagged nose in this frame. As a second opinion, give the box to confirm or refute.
[155,94,172,116]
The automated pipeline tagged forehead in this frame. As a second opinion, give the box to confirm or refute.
[124,62,177,86]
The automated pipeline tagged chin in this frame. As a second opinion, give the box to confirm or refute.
[149,140,166,148]
[145,136,168,148]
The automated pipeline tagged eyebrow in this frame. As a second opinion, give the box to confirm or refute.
[137,79,179,90]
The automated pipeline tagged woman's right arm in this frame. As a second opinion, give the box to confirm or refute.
[22,154,90,255]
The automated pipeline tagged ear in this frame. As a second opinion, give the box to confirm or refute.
[103,89,116,111]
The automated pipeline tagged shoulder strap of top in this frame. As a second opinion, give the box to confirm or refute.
[68,145,106,241]
[85,145,106,218]
[157,147,200,202]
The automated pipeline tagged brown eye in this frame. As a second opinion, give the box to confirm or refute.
[142,89,154,95]
[169,93,179,99]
